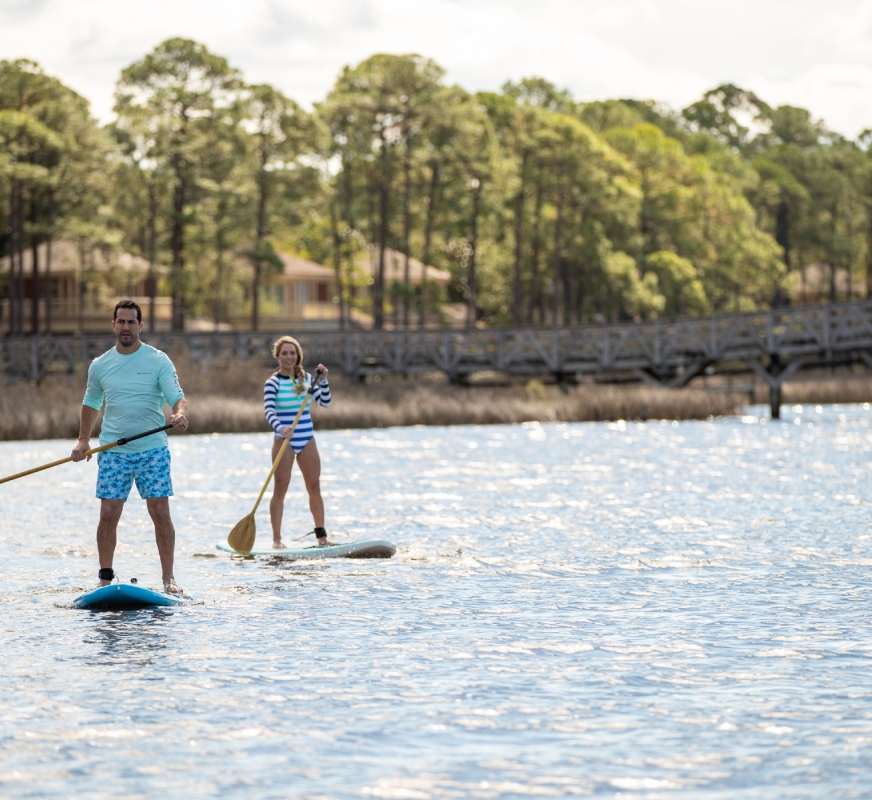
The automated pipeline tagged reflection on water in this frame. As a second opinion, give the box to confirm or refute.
[83,610,175,665]
[2,404,872,797]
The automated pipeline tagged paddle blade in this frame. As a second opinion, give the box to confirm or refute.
[227,513,257,554]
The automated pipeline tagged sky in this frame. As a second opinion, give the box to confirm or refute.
[2,0,872,136]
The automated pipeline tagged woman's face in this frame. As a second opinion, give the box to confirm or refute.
[278,343,298,374]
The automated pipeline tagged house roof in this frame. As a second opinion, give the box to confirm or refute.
[0,240,162,276]
[251,247,448,286]
[356,247,451,285]
[239,249,336,283]
[276,252,336,281]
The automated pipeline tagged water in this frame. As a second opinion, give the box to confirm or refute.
[2,404,872,798]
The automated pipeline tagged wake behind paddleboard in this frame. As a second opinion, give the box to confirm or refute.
[73,583,185,611]
[216,540,396,559]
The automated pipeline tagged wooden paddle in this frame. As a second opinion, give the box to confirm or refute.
[227,386,314,554]
[0,423,175,486]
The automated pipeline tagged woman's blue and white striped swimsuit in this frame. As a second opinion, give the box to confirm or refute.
[263,372,331,453]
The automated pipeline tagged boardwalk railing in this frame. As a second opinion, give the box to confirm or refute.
[4,299,872,417]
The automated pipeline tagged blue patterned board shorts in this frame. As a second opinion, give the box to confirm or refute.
[96,447,173,500]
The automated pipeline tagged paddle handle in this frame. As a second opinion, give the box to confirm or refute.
[114,422,174,447]
[0,423,174,486]
[250,389,314,514]
[0,455,77,485]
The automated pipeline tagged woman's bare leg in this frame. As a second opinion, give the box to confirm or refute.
[296,439,334,544]
[269,437,296,547]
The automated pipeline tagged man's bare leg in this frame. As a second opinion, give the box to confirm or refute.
[97,499,125,586]
[146,497,183,594]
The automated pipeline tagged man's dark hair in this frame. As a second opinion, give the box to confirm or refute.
[113,299,142,322]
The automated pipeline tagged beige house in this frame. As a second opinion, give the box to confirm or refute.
[784,262,863,305]
[348,247,453,327]
[2,240,453,334]
[256,251,339,329]
[356,247,451,289]
[256,247,451,330]
[0,240,170,334]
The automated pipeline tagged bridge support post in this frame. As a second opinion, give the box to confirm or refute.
[768,353,784,420]
[769,381,782,420]
[745,356,806,421]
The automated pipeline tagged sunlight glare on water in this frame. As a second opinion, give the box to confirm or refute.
[1,404,872,797]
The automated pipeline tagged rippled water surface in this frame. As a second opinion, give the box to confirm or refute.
[2,405,872,798]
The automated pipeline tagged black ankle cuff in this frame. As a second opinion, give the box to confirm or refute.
[98,568,115,581]
[314,527,327,539]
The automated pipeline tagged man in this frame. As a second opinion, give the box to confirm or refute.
[71,299,189,594]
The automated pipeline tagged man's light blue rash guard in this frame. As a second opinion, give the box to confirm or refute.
[82,344,185,453]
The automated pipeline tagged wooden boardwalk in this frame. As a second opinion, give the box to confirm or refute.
[5,299,872,418]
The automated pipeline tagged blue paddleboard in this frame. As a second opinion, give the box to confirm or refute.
[216,540,396,559]
[73,583,185,611]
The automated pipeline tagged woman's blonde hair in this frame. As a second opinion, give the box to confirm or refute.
[272,335,306,393]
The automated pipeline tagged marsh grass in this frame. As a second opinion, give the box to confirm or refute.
[782,375,872,405]
[307,381,742,430]
[6,358,872,446]
[0,357,741,442]
[0,380,90,442]
[5,356,870,443]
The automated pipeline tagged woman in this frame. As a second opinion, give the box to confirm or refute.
[263,335,333,548]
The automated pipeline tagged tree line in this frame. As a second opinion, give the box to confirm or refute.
[2,39,872,334]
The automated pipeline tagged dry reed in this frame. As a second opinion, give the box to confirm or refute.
[9,354,871,443]
[308,381,742,430]
[782,375,872,405]
[0,360,743,442]
[0,380,90,442]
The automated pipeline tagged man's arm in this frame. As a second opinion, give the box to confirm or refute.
[158,355,187,432]
[71,405,100,462]
[169,398,189,432]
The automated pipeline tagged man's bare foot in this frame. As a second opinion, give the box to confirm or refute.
[273,540,287,549]
[164,579,184,595]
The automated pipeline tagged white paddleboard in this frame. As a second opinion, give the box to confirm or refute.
[216,540,396,559]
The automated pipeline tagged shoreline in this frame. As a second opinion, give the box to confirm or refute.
[0,380,744,442]
[3,362,872,441]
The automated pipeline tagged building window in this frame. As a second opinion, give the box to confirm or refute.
[317,282,328,302]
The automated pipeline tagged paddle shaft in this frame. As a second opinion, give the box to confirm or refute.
[0,423,174,486]
[249,388,314,515]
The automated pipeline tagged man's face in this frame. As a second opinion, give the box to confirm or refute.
[112,310,142,346]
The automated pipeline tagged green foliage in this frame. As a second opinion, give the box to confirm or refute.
[501,77,574,114]
[603,123,784,312]
[3,45,870,335]
[0,59,111,333]
[644,251,708,317]
[603,249,664,320]
[768,105,824,148]
[113,38,243,329]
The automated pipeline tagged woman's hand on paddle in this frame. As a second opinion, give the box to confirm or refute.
[314,364,329,382]
[279,426,293,439]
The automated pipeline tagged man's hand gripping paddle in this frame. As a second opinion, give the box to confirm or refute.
[227,386,314,554]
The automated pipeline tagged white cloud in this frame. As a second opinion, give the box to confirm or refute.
[1,0,872,135]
